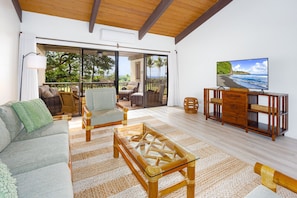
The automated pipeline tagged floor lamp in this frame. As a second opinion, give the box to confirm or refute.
[20,52,47,101]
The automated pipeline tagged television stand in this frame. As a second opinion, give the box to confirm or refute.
[204,88,288,141]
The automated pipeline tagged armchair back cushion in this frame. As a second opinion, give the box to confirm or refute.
[86,87,116,111]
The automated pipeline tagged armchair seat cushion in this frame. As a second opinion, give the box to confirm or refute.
[90,109,124,125]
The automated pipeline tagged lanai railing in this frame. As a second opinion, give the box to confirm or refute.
[43,82,115,94]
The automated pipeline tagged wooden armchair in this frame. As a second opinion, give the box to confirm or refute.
[245,162,297,197]
[82,87,128,142]
[59,92,79,115]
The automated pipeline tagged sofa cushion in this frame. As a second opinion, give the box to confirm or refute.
[0,118,11,152]
[14,162,73,198]
[13,120,69,142]
[0,134,69,175]
[12,98,53,133]
[0,160,18,198]
[0,101,24,140]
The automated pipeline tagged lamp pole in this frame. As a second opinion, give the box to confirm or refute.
[19,52,40,101]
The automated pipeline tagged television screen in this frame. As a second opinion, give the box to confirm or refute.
[216,57,269,90]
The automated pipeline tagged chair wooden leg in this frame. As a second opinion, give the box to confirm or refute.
[86,129,91,142]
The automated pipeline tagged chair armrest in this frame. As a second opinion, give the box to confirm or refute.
[82,104,92,117]
[116,102,128,112]
[254,162,297,193]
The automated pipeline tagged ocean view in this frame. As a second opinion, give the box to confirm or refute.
[230,74,268,89]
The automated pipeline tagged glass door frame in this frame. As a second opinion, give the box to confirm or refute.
[143,54,168,108]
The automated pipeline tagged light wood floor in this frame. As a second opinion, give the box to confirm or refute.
[70,106,297,179]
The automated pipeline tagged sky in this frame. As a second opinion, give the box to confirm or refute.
[231,58,268,74]
[118,56,130,76]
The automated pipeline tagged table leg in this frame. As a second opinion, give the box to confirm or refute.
[187,162,196,198]
[148,180,158,198]
[113,134,119,158]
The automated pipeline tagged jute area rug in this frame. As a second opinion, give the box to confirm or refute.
[69,116,295,198]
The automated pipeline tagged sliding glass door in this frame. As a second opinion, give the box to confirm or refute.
[143,54,168,108]
[39,43,168,113]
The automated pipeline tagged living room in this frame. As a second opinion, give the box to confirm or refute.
[1,0,297,197]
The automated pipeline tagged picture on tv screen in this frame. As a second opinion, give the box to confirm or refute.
[216,57,269,90]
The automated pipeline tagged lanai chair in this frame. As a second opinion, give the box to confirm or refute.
[147,84,165,107]
[82,87,128,142]
[59,91,79,115]
[118,81,139,101]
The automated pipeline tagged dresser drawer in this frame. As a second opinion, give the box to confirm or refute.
[223,92,246,102]
[223,103,246,113]
[222,113,247,126]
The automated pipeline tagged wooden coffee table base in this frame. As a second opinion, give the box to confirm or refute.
[113,126,196,198]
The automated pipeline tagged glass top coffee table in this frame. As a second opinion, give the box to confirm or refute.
[114,123,199,198]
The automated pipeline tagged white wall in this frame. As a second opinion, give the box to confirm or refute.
[0,1,20,104]
[176,0,297,139]
[20,11,175,59]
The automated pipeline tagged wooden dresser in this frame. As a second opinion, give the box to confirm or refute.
[222,89,248,131]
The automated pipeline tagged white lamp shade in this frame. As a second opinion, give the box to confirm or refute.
[26,54,47,69]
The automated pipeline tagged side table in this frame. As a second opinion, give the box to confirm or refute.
[184,97,199,114]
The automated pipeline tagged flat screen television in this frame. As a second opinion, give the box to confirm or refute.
[216,57,269,91]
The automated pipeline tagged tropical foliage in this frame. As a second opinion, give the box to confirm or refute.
[217,61,232,74]
[45,51,115,82]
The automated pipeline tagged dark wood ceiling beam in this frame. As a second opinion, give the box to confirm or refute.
[12,0,22,22]
[175,0,233,44]
[89,0,101,33]
[138,0,174,40]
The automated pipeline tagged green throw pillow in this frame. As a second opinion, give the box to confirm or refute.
[0,160,18,198]
[12,98,53,133]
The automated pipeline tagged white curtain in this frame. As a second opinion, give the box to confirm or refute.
[18,33,39,101]
[167,50,181,106]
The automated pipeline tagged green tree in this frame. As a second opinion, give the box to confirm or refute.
[154,56,164,77]
[45,51,80,82]
[82,54,115,82]
[147,56,154,78]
